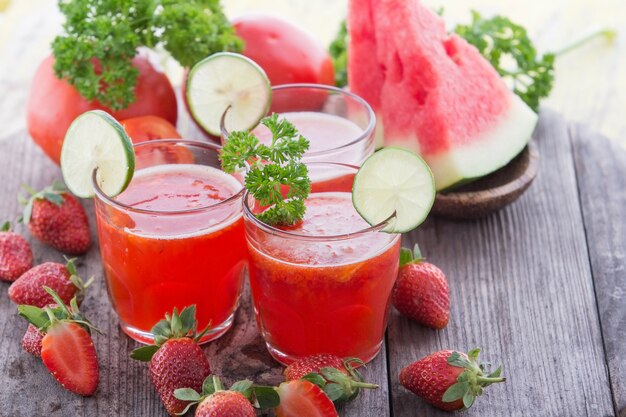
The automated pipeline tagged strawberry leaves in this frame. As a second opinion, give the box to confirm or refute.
[301,358,378,404]
[442,348,506,410]
[399,244,424,266]
[131,305,210,361]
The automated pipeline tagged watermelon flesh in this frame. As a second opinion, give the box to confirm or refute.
[348,0,538,190]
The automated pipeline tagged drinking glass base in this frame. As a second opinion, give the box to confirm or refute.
[119,312,235,345]
[265,340,384,366]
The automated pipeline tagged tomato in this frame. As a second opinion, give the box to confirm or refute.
[119,115,181,143]
[232,13,335,86]
[27,54,178,165]
[120,115,195,166]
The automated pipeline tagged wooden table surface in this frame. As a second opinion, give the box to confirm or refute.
[0,2,625,417]
[0,103,625,416]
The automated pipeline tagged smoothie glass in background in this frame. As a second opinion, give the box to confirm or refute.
[220,84,376,171]
[244,162,401,365]
[93,140,247,344]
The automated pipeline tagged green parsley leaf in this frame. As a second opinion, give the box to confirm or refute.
[219,114,311,227]
[454,11,555,112]
[329,20,348,88]
[52,0,242,110]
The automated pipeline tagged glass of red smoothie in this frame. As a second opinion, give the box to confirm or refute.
[93,140,247,344]
[243,162,400,365]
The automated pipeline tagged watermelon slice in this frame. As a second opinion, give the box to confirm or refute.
[348,0,538,190]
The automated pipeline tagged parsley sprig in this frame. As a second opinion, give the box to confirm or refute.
[220,114,311,227]
[52,0,242,110]
[453,11,554,112]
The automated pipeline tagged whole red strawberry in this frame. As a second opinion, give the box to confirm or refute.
[399,348,505,411]
[0,221,33,282]
[22,323,44,357]
[21,182,90,255]
[18,287,100,396]
[174,375,257,417]
[8,258,91,307]
[283,354,377,403]
[284,354,347,380]
[392,245,450,329]
[131,306,212,416]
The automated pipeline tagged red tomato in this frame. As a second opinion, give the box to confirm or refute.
[120,115,195,166]
[27,54,178,165]
[232,13,335,86]
[120,115,181,143]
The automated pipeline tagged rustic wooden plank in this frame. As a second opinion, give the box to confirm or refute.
[570,123,626,415]
[387,109,616,417]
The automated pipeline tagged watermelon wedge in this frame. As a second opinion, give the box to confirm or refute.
[348,0,538,190]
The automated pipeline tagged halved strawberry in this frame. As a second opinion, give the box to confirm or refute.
[275,380,338,417]
[41,321,99,396]
[17,287,100,396]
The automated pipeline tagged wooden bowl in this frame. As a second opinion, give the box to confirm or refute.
[431,141,539,220]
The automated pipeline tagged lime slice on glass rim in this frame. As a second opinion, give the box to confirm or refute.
[186,52,271,136]
[352,147,436,233]
[60,110,135,198]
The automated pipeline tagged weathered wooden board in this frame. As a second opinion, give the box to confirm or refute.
[570,123,626,417]
[388,109,617,417]
[0,109,624,417]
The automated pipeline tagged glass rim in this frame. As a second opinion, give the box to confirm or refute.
[220,83,376,158]
[92,138,245,215]
[242,161,397,241]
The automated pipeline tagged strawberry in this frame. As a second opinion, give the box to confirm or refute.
[275,379,338,417]
[0,221,33,282]
[21,182,90,255]
[392,245,450,329]
[174,375,257,417]
[131,306,212,416]
[8,258,92,307]
[399,348,505,411]
[22,323,44,357]
[18,287,100,396]
[283,354,347,380]
[284,354,378,403]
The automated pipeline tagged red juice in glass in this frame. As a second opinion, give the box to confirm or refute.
[94,140,247,344]
[244,163,400,364]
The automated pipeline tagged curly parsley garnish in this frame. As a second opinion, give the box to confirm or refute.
[220,114,311,227]
[52,0,242,110]
[453,11,555,112]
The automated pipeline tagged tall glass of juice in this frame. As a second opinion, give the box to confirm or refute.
[244,162,401,365]
[93,140,247,344]
[221,84,376,169]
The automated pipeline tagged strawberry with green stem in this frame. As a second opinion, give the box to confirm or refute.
[0,221,33,282]
[399,348,505,411]
[8,257,93,307]
[174,375,275,416]
[392,244,450,329]
[18,286,100,396]
[20,182,91,255]
[284,354,378,404]
[131,306,212,416]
